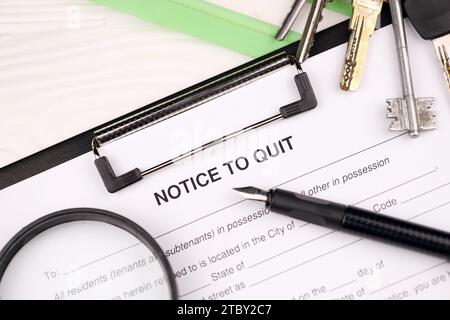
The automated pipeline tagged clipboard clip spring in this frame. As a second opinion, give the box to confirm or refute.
[92,56,317,193]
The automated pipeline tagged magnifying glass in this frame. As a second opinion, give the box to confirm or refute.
[0,208,177,300]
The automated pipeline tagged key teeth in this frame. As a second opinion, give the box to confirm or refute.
[386,98,396,117]
[385,97,437,132]
[417,97,437,130]
[319,0,333,22]
[386,98,404,131]
[436,43,450,91]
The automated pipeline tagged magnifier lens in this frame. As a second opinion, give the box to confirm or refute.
[0,217,172,300]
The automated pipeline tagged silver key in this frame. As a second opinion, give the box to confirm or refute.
[386,0,436,137]
[296,0,331,63]
[276,0,307,41]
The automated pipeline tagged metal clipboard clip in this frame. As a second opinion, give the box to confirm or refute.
[92,53,317,193]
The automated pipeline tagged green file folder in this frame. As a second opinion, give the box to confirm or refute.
[92,0,352,57]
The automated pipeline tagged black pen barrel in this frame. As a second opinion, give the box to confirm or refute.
[267,188,450,259]
[342,207,450,258]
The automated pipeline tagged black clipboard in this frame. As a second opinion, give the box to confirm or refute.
[0,9,392,191]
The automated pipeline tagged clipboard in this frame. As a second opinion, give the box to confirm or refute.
[0,10,391,192]
[4,7,450,301]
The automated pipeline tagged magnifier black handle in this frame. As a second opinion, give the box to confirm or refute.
[95,156,142,193]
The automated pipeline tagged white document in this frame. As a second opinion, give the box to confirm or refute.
[1,24,450,300]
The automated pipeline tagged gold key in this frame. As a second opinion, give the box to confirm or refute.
[339,0,384,91]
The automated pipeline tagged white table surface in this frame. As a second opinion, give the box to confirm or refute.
[0,0,346,168]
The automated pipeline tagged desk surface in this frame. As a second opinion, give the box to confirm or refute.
[0,0,345,168]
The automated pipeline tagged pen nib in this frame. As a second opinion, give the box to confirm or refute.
[233,186,268,202]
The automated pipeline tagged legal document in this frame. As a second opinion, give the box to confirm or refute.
[0,24,449,299]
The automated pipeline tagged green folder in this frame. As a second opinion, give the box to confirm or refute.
[92,0,351,57]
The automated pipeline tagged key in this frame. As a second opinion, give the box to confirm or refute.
[296,0,330,63]
[386,0,436,137]
[339,0,384,91]
[404,0,450,93]
[276,0,307,41]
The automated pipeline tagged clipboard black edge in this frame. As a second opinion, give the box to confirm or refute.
[0,8,391,191]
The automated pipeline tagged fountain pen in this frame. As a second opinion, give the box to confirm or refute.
[233,186,450,258]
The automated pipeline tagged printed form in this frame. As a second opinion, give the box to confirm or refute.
[0,24,449,300]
